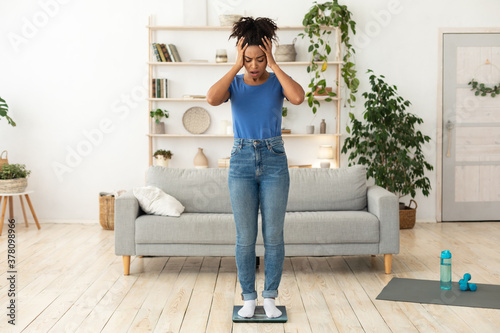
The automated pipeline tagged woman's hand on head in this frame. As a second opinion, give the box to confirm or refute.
[259,36,277,69]
[235,37,248,70]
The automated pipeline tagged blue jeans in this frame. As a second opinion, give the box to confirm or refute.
[228,136,290,301]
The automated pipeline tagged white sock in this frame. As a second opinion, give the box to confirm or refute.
[263,298,282,318]
[238,299,256,318]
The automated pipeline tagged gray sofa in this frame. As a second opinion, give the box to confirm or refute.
[115,165,399,275]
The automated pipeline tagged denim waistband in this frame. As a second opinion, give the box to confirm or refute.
[233,136,283,147]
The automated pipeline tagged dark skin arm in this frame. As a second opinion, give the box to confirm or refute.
[259,36,305,105]
[207,37,248,106]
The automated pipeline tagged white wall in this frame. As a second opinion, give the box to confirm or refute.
[0,0,499,223]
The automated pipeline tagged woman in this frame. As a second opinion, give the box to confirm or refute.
[207,17,304,318]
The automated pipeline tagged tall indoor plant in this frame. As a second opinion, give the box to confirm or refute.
[300,0,358,113]
[342,71,433,227]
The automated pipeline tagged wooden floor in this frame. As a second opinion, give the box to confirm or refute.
[0,222,499,333]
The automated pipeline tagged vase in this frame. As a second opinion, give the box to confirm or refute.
[320,119,326,134]
[153,122,165,134]
[306,125,314,134]
[194,148,208,168]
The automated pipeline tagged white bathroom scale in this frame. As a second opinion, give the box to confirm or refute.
[232,305,287,323]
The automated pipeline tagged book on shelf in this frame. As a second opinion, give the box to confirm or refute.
[151,43,173,62]
[167,44,182,62]
[151,78,168,98]
[218,158,230,168]
[159,43,172,62]
[151,43,162,62]
[155,43,166,62]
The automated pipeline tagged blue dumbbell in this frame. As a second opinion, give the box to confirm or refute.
[459,273,477,292]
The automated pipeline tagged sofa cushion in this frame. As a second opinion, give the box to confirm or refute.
[136,213,236,244]
[135,210,379,245]
[287,165,367,212]
[145,166,367,214]
[133,186,185,217]
[147,167,232,213]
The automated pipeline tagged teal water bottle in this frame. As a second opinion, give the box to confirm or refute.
[440,250,452,290]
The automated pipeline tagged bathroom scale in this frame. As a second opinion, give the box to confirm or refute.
[232,305,287,323]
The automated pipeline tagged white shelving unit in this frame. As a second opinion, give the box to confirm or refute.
[147,16,342,167]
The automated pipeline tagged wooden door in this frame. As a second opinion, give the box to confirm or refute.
[442,33,500,221]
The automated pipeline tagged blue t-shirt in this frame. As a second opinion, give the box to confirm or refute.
[228,73,284,139]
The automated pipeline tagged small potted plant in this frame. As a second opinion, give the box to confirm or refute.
[0,164,31,193]
[0,97,16,127]
[342,70,433,229]
[150,108,169,134]
[153,149,173,167]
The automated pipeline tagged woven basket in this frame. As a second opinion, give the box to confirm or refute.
[99,194,115,230]
[0,150,8,169]
[399,199,417,229]
[275,40,297,62]
[0,178,27,193]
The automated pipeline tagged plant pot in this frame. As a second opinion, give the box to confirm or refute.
[0,178,28,193]
[306,125,315,134]
[153,122,165,134]
[155,156,170,167]
[399,199,417,229]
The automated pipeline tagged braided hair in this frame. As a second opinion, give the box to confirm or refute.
[229,17,278,46]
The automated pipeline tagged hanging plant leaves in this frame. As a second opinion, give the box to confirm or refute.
[299,0,357,111]
[468,79,500,98]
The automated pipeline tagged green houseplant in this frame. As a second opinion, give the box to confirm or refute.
[281,106,288,131]
[150,108,169,134]
[0,97,16,127]
[153,149,173,167]
[299,0,358,113]
[342,71,433,227]
[0,164,31,193]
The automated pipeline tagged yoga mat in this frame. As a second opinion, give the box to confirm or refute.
[232,306,287,323]
[376,277,500,309]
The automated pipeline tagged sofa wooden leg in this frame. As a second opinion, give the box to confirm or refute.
[123,256,131,275]
[384,254,392,274]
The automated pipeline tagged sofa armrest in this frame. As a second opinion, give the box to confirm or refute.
[367,185,399,254]
[114,190,140,256]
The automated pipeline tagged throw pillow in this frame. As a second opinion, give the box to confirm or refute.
[133,186,185,217]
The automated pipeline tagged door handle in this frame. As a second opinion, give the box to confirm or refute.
[446,120,454,157]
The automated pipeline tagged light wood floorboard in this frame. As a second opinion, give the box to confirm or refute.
[0,222,498,332]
